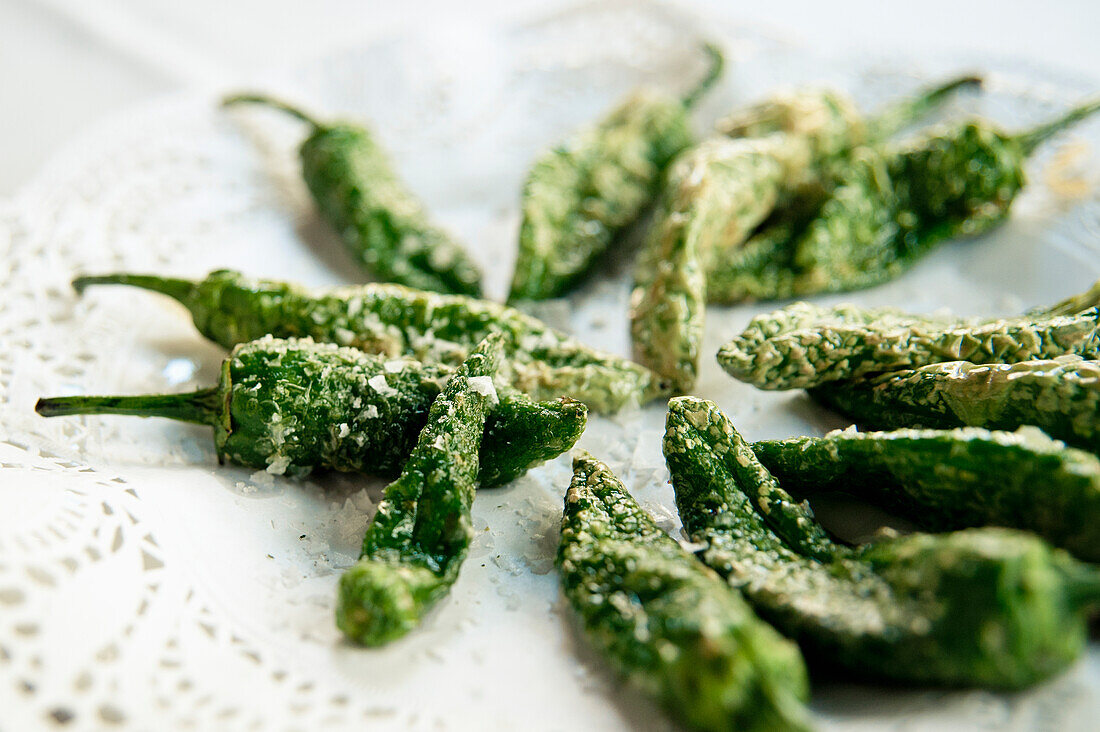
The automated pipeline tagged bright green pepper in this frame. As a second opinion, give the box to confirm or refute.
[35,336,585,487]
[557,450,812,732]
[508,44,723,302]
[753,425,1100,561]
[809,356,1100,454]
[337,333,500,645]
[223,94,482,296]
[665,396,1100,689]
[72,269,670,413]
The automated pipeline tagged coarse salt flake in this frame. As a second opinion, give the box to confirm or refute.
[368,374,397,396]
[467,376,499,405]
[266,455,292,475]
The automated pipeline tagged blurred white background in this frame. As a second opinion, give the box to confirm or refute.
[3,0,1099,195]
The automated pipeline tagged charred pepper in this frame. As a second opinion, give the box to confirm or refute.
[337,334,500,645]
[717,279,1100,390]
[557,450,812,732]
[809,356,1100,453]
[507,44,723,302]
[753,425,1100,562]
[223,94,482,296]
[72,269,669,413]
[665,397,1100,689]
[35,336,585,487]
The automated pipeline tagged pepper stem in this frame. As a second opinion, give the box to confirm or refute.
[1017,98,1100,156]
[1030,278,1100,317]
[36,388,221,426]
[681,42,725,109]
[72,273,198,306]
[867,73,983,141]
[221,93,326,130]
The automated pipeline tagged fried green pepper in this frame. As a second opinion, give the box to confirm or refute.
[704,75,983,290]
[709,98,1100,302]
[222,94,482,296]
[35,336,585,487]
[630,136,789,392]
[630,76,984,388]
[665,397,1100,689]
[507,44,723,302]
[809,357,1100,453]
[705,186,828,304]
[717,280,1100,390]
[715,74,982,156]
[557,450,812,732]
[752,425,1100,561]
[72,269,669,413]
[337,333,500,645]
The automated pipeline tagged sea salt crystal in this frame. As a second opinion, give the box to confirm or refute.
[368,374,397,396]
[329,489,376,552]
[265,455,292,475]
[467,376,499,405]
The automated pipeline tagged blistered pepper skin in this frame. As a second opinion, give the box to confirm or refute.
[36,337,586,487]
[704,75,985,303]
[72,270,670,413]
[789,121,1028,298]
[508,45,723,302]
[223,94,482,296]
[510,92,694,302]
[717,88,864,172]
[631,137,788,393]
[717,284,1100,391]
[337,334,501,645]
[809,357,1100,453]
[707,98,1100,303]
[556,450,812,732]
[664,397,1100,689]
[753,425,1100,562]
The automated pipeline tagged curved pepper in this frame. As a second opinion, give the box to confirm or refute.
[753,424,1100,561]
[223,93,483,296]
[508,44,724,302]
[557,450,811,732]
[717,280,1100,390]
[337,333,500,645]
[665,397,1100,689]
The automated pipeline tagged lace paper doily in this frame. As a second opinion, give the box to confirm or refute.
[2,1,1099,729]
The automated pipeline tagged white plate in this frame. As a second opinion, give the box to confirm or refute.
[1,1,1098,729]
